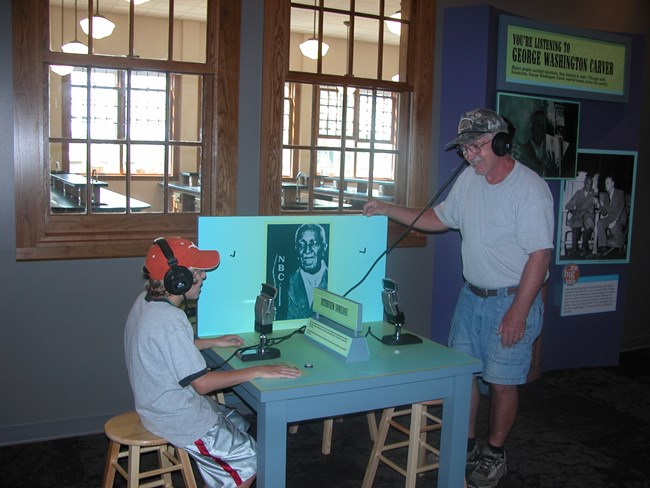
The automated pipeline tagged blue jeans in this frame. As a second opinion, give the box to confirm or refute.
[448,283,543,385]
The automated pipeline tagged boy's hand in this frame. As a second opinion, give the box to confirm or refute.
[256,364,302,379]
[213,335,245,347]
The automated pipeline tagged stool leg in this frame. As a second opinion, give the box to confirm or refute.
[127,445,140,488]
[177,447,198,488]
[102,440,120,488]
[366,411,378,442]
[405,403,424,488]
[417,404,428,468]
[322,419,334,455]
[362,407,395,488]
[158,445,173,488]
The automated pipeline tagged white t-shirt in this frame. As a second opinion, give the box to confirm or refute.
[124,292,219,446]
[434,161,554,289]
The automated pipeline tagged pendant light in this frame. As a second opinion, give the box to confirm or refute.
[80,0,116,40]
[62,0,88,54]
[299,0,329,60]
[52,1,75,76]
[385,11,401,36]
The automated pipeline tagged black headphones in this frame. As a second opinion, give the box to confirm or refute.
[154,238,195,295]
[491,117,516,157]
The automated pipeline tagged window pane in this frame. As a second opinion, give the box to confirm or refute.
[130,144,166,175]
[373,151,397,180]
[352,16,380,79]
[49,142,88,215]
[382,22,402,82]
[172,1,208,63]
[170,144,201,213]
[49,67,69,139]
[291,5,324,74]
[134,0,169,60]
[321,11,348,76]
[171,74,202,143]
[290,83,313,147]
[89,4,127,57]
[89,69,122,140]
[317,148,340,177]
[129,71,167,142]
[90,143,122,175]
[318,86,343,141]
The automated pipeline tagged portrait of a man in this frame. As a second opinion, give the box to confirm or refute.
[266,223,330,321]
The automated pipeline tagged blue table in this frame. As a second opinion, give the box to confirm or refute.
[202,322,481,487]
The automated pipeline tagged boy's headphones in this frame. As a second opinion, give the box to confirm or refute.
[154,238,194,295]
[491,117,516,157]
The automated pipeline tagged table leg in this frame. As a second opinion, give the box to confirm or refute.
[256,402,288,488]
[438,374,473,488]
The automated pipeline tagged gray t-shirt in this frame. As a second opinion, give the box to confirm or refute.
[124,292,219,446]
[434,161,554,289]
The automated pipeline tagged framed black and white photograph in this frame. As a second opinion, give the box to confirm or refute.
[266,223,331,321]
[497,92,580,179]
[556,150,636,264]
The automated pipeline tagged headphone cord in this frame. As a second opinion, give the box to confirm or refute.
[343,159,467,297]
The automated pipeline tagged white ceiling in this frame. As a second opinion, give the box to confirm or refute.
[56,0,403,44]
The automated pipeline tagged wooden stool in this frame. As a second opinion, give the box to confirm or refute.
[288,412,378,455]
[362,400,443,488]
[102,411,197,488]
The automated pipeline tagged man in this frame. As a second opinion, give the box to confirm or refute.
[564,175,596,257]
[125,237,301,488]
[513,109,549,176]
[287,223,329,319]
[363,109,554,488]
[596,175,628,255]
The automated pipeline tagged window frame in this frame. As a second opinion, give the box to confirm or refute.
[12,0,241,260]
[260,0,434,246]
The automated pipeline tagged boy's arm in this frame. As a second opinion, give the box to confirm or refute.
[191,364,301,395]
[194,334,244,350]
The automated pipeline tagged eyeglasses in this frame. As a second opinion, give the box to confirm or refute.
[457,137,493,156]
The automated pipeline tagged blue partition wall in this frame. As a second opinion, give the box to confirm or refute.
[432,6,644,370]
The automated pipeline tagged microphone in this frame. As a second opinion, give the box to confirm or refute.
[240,283,281,361]
[380,278,422,346]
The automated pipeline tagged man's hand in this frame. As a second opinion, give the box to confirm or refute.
[362,199,389,216]
[497,309,527,348]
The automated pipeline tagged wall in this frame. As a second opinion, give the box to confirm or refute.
[432,4,646,372]
[0,0,648,446]
[431,0,650,361]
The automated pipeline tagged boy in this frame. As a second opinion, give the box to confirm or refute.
[125,237,301,487]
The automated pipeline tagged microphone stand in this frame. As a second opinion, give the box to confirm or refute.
[381,310,422,345]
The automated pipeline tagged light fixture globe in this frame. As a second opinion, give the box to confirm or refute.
[62,40,88,54]
[80,14,116,40]
[299,37,329,60]
[385,11,401,36]
[51,65,75,77]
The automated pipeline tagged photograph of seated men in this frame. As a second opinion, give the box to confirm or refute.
[595,175,629,257]
[564,174,596,258]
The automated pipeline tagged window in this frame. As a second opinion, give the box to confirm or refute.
[13,0,241,259]
[260,0,435,243]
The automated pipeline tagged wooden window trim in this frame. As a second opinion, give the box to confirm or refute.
[12,0,241,260]
[259,0,434,247]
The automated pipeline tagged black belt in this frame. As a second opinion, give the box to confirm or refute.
[468,283,518,298]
